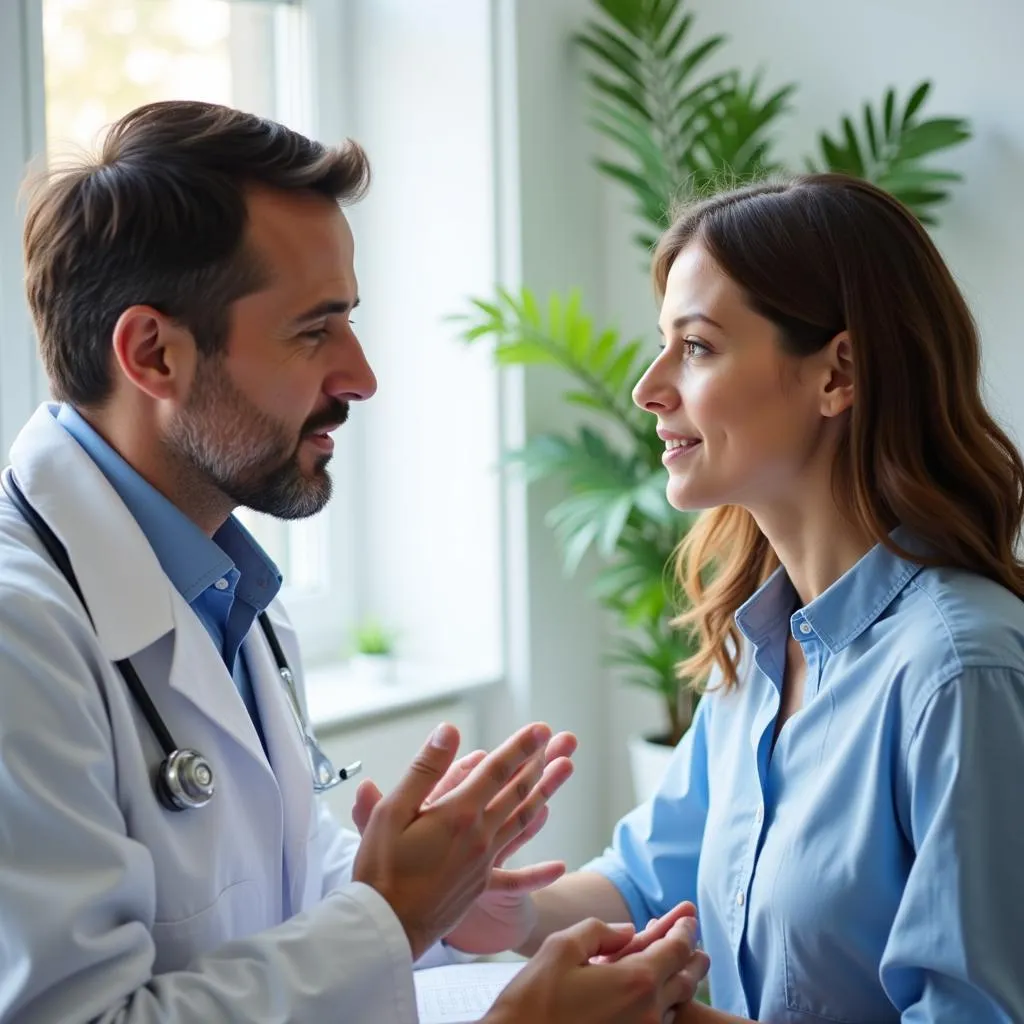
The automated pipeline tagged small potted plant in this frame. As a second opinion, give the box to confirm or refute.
[349,618,399,686]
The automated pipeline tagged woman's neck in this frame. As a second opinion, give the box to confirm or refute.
[750,497,876,606]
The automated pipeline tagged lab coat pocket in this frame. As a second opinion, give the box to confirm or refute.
[151,877,262,974]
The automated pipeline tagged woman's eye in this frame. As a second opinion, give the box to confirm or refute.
[683,337,709,358]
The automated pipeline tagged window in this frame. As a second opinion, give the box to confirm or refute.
[0,0,354,662]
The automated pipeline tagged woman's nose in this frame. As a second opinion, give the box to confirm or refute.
[632,360,678,414]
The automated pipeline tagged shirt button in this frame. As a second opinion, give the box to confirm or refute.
[799,622,812,635]
[755,805,764,825]
[214,578,230,591]
[736,890,745,907]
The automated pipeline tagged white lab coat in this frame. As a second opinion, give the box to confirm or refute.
[0,406,432,1023]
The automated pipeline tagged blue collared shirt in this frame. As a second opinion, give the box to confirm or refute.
[55,405,281,752]
[585,532,1024,1022]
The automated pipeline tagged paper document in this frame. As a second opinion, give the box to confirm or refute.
[414,960,526,1024]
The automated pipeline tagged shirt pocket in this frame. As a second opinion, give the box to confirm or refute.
[151,877,263,974]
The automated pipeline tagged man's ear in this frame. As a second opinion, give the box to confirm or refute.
[820,331,854,418]
[111,306,197,402]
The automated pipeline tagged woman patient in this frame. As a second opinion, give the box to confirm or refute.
[440,173,1024,1022]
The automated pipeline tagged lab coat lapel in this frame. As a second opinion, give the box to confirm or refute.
[164,591,269,767]
[243,617,314,912]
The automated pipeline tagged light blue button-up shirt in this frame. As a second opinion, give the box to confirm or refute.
[586,531,1024,1022]
[56,405,281,752]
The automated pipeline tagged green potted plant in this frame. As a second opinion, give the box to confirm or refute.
[456,0,970,801]
[349,617,399,686]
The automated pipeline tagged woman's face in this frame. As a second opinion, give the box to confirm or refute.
[633,240,848,514]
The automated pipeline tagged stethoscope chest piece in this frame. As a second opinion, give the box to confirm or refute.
[156,749,216,811]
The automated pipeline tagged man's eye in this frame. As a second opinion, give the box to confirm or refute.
[300,327,329,342]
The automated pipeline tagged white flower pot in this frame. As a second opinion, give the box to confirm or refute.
[627,733,676,804]
[349,653,397,686]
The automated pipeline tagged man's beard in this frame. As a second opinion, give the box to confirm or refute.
[165,356,348,520]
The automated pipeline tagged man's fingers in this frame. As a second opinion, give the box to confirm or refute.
[492,756,574,852]
[436,722,551,811]
[482,752,544,835]
[425,750,487,807]
[495,805,548,866]
[489,860,565,893]
[351,779,384,835]
[543,731,577,764]
[381,722,461,824]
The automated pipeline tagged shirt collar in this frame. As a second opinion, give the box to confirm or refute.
[56,404,281,609]
[736,527,927,654]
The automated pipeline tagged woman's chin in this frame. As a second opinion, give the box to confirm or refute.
[666,481,717,514]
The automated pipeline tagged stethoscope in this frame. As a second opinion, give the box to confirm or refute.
[1,468,362,812]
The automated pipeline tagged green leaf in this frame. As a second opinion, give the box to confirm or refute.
[888,187,949,208]
[469,297,501,320]
[842,116,865,176]
[902,80,931,127]
[593,0,644,36]
[595,160,669,224]
[605,341,642,391]
[564,391,613,413]
[598,494,635,556]
[648,0,679,41]
[493,341,558,366]
[658,7,693,62]
[897,118,971,159]
[575,32,645,92]
[863,102,879,162]
[883,87,896,136]
[588,73,653,122]
[460,323,496,342]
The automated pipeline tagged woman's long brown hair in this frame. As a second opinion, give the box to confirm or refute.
[654,174,1024,691]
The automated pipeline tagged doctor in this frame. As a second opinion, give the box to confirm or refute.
[0,99,707,1023]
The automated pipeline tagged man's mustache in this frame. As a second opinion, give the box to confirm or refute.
[302,401,349,435]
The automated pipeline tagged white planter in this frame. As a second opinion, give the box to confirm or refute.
[627,733,676,804]
[349,653,397,686]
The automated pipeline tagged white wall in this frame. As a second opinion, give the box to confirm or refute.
[600,0,1024,824]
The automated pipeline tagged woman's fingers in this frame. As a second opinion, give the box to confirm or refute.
[488,860,566,893]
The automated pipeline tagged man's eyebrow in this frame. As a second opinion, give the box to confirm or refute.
[655,312,723,335]
[291,298,360,324]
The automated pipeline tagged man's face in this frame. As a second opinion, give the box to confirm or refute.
[165,187,375,519]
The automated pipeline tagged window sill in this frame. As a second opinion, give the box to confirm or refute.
[304,660,502,732]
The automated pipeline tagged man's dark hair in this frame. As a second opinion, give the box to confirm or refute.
[23,100,370,405]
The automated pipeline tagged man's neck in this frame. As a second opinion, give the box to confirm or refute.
[75,404,231,537]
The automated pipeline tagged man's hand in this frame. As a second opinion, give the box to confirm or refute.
[484,916,710,1024]
[352,731,578,956]
[351,721,573,960]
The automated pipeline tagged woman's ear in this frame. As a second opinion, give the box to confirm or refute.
[820,331,854,418]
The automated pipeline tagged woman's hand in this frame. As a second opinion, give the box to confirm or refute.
[484,916,709,1024]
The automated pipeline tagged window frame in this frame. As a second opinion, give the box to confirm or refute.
[0,0,358,664]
